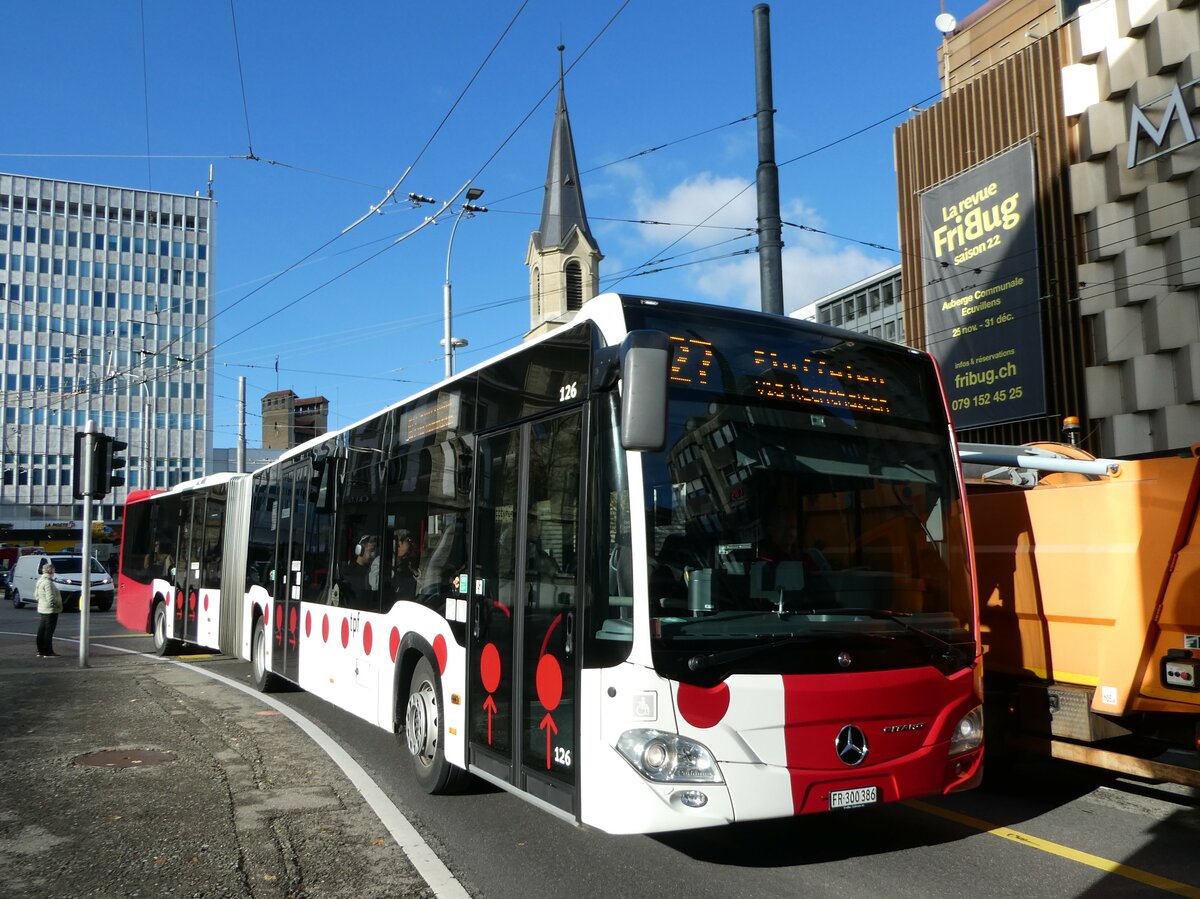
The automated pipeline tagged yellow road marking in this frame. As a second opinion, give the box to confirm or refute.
[908,800,1200,898]
[89,633,150,639]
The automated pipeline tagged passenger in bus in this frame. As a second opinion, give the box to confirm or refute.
[339,534,377,606]
[144,540,175,582]
[758,499,831,572]
[757,503,801,563]
[388,529,420,602]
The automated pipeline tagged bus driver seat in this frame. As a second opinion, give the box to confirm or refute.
[749,560,807,611]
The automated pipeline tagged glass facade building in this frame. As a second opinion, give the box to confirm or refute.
[0,173,214,529]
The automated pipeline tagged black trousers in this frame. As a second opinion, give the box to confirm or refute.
[36,612,59,655]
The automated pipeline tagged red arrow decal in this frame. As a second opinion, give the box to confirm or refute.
[540,713,558,769]
[483,694,497,744]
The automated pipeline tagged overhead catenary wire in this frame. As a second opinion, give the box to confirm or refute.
[139,0,153,191]
[228,0,257,160]
[97,0,537,394]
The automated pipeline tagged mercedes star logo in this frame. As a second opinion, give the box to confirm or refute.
[835,724,869,766]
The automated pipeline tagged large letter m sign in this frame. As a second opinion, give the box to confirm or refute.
[1128,83,1198,168]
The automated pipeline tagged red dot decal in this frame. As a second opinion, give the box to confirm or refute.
[340,617,350,649]
[203,593,209,612]
[305,610,312,638]
[321,614,330,642]
[363,622,373,656]
[480,643,501,694]
[535,654,563,712]
[433,634,448,674]
[677,681,731,729]
[389,627,401,663]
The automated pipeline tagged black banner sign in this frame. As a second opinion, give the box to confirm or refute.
[920,141,1045,429]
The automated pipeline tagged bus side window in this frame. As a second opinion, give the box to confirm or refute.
[584,394,634,667]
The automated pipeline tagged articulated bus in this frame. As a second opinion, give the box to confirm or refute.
[117,293,982,834]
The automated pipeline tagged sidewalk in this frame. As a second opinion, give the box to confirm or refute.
[0,628,435,898]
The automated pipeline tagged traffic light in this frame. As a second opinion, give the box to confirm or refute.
[72,432,128,499]
[97,435,128,497]
[72,430,89,500]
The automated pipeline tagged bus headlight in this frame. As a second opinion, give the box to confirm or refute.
[616,729,723,783]
[949,706,984,756]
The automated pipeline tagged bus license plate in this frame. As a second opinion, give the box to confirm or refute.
[829,786,878,809]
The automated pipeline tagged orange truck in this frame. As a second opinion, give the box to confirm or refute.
[961,441,1200,786]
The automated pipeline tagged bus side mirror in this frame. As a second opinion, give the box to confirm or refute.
[620,330,669,452]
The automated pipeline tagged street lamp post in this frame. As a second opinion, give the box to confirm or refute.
[141,378,152,489]
[443,187,487,379]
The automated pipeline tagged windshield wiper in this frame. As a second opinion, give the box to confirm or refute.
[796,608,967,665]
[687,634,816,673]
[685,610,971,674]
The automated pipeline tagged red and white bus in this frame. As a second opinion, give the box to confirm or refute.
[117,293,982,834]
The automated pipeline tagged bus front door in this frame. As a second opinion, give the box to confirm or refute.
[469,410,583,818]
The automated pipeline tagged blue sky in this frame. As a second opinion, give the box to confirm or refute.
[7,1,948,447]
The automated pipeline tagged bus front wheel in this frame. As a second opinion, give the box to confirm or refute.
[404,656,463,794]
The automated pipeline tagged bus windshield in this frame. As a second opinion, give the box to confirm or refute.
[624,299,974,683]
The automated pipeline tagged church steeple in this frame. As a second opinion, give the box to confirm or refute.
[526,46,603,340]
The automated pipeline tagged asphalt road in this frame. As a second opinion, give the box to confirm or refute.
[5,601,1199,899]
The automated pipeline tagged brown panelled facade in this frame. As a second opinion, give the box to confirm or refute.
[896,30,1090,448]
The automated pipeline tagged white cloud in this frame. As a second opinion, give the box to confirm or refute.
[610,167,894,313]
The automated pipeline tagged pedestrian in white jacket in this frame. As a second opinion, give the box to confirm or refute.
[35,559,63,658]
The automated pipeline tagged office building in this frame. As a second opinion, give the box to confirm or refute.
[805,265,906,343]
[0,173,214,530]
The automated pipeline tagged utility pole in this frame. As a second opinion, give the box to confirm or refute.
[78,420,96,668]
[237,376,246,473]
[753,3,785,315]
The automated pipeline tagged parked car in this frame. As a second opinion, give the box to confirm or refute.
[9,553,115,612]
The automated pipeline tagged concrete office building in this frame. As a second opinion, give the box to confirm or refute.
[805,265,906,343]
[0,173,214,530]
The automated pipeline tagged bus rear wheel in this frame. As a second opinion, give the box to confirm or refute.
[252,618,279,693]
[152,602,178,656]
[404,656,463,794]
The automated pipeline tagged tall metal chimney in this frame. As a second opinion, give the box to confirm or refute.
[754,3,784,315]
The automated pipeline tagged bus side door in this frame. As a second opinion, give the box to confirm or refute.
[271,464,310,684]
[468,408,583,817]
[175,494,206,643]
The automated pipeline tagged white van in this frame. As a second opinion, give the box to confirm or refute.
[9,553,115,612]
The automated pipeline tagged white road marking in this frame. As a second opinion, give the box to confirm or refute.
[0,629,470,899]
